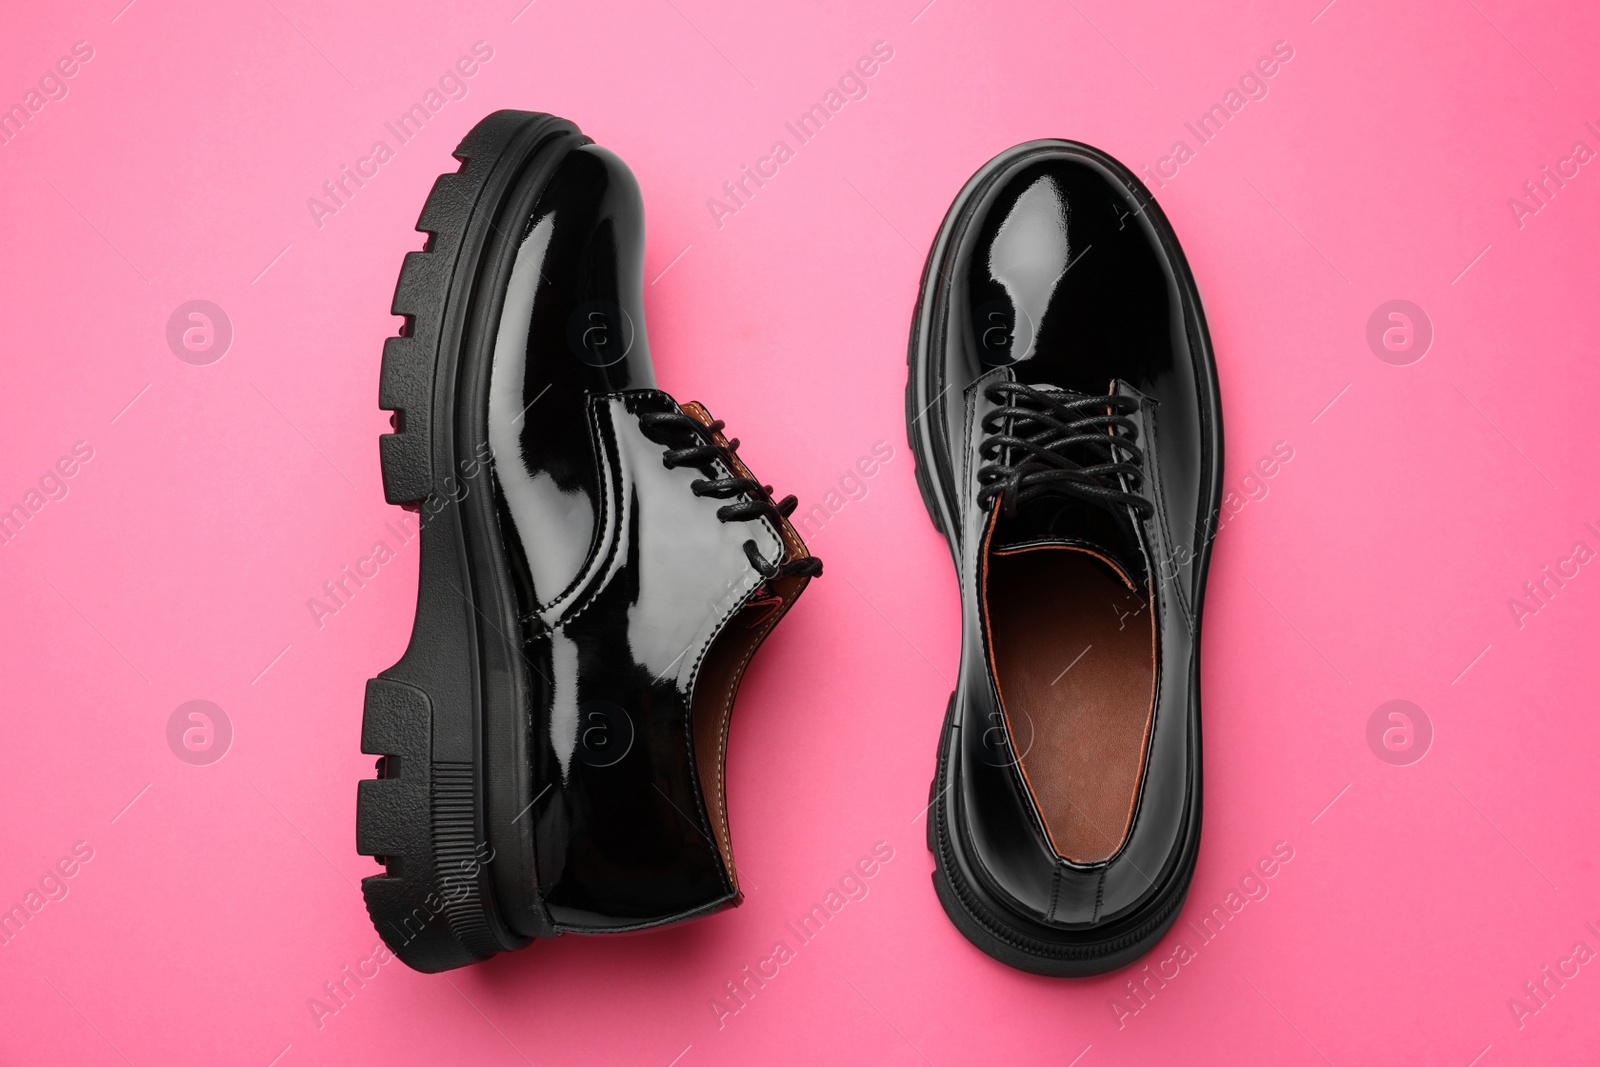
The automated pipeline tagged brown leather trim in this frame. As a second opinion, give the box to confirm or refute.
[681,401,815,886]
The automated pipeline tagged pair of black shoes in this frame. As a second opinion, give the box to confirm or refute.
[356,112,1222,977]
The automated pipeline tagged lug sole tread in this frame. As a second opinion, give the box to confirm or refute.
[357,110,573,972]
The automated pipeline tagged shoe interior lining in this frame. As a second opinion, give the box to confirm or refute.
[983,542,1157,865]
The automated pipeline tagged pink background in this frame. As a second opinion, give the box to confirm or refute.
[2,0,1598,1063]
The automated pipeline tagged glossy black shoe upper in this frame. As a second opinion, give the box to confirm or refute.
[486,143,819,932]
[361,113,820,972]
[908,140,1221,972]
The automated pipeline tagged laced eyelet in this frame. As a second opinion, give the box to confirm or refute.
[639,407,823,581]
[744,540,779,578]
[975,382,1154,520]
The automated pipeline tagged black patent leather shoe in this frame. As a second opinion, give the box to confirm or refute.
[357,111,820,972]
[907,140,1222,975]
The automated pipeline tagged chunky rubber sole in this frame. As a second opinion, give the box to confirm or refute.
[356,111,588,972]
[905,141,1223,976]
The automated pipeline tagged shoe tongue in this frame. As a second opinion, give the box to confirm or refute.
[989,491,1147,587]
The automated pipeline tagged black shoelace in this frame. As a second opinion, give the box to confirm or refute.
[975,381,1154,520]
[640,410,823,580]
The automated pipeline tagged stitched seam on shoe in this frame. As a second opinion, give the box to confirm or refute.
[542,398,623,625]
[961,380,981,505]
[676,445,771,855]
[680,400,792,570]
[672,440,769,700]
[678,572,760,871]
[1141,400,1193,631]
[673,401,811,888]
[712,603,784,881]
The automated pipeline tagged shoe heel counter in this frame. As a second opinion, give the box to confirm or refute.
[532,703,738,932]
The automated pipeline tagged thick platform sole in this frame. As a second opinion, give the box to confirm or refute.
[356,110,587,973]
[906,141,1223,976]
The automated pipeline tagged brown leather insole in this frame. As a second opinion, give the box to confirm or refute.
[984,544,1156,864]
